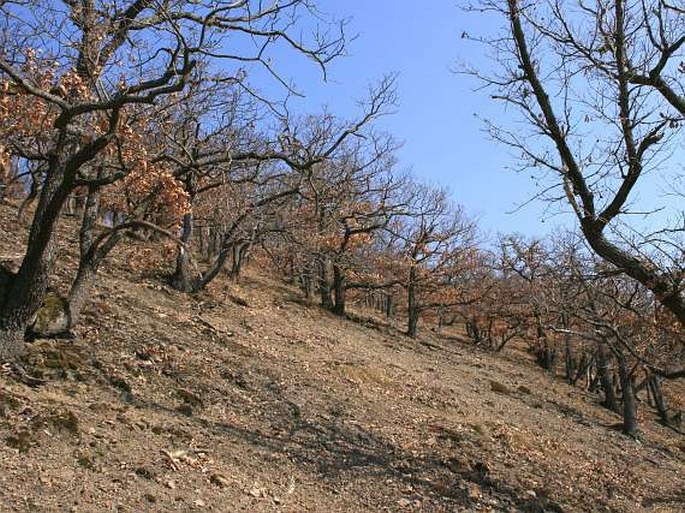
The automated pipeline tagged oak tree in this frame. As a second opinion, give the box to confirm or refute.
[471,0,685,325]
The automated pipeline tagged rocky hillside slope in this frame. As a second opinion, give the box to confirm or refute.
[0,206,683,512]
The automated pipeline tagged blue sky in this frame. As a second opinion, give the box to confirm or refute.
[269,0,577,238]
[246,0,684,244]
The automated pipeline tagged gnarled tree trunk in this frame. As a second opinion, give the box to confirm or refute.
[0,158,73,358]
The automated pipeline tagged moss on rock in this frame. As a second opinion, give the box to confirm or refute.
[29,292,71,338]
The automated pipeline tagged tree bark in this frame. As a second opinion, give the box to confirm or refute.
[319,255,333,310]
[385,293,394,318]
[67,185,123,329]
[332,264,346,317]
[67,264,95,327]
[0,327,26,360]
[565,336,576,384]
[0,157,72,358]
[172,223,234,293]
[170,210,200,292]
[300,262,313,299]
[228,242,250,281]
[617,354,639,437]
[647,374,669,424]
[407,266,419,338]
[596,342,619,412]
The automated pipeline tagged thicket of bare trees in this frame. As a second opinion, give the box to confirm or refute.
[481,234,683,436]
[0,0,682,439]
[469,0,685,324]
[0,0,350,354]
[461,0,684,435]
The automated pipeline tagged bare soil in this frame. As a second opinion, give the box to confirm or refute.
[0,205,683,512]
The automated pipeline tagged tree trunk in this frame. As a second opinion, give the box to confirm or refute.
[300,262,313,299]
[564,336,577,384]
[332,264,346,317]
[171,177,199,292]
[647,374,669,424]
[436,309,444,334]
[67,264,95,327]
[385,293,394,318]
[205,225,219,262]
[178,229,243,293]
[170,210,198,292]
[617,354,639,437]
[596,343,618,412]
[0,159,72,358]
[170,247,199,293]
[228,242,250,281]
[319,255,333,310]
[569,352,591,386]
[407,266,419,338]
[534,341,557,372]
[67,185,123,328]
[465,318,479,343]
[191,241,231,292]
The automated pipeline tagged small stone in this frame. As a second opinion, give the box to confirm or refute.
[166,480,176,490]
[248,486,266,498]
[469,483,482,500]
[177,389,204,408]
[194,499,206,508]
[175,404,194,416]
[135,467,154,480]
[210,474,230,488]
[489,380,511,395]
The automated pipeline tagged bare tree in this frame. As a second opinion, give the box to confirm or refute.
[384,183,476,338]
[469,0,685,325]
[295,128,403,316]
[0,0,347,358]
[540,234,684,436]
[184,76,399,294]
